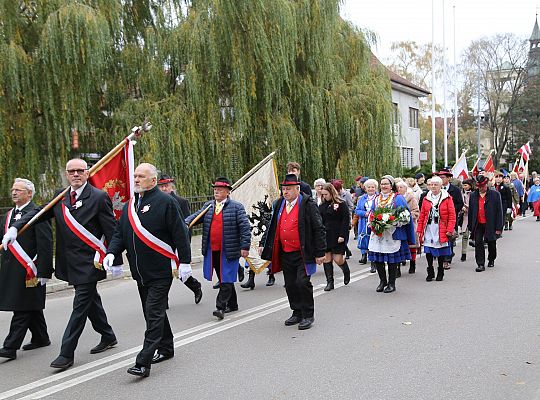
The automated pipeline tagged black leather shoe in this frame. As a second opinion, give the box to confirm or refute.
[194,287,203,304]
[298,317,314,330]
[487,261,494,268]
[284,315,302,326]
[213,281,221,289]
[358,254,367,264]
[127,365,150,378]
[22,340,51,351]
[50,355,74,369]
[224,306,238,313]
[151,353,174,364]
[376,281,386,292]
[90,338,117,354]
[460,254,466,262]
[383,283,396,293]
[0,348,16,360]
[266,273,275,286]
[370,264,376,273]
[213,309,225,320]
[238,265,245,282]
[475,265,485,272]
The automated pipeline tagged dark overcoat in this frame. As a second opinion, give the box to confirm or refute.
[467,189,504,241]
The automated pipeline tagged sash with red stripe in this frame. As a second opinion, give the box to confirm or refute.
[127,197,180,276]
[61,203,107,270]
[4,209,38,287]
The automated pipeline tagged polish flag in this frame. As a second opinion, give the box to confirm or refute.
[518,142,532,162]
[483,153,495,174]
[452,153,469,181]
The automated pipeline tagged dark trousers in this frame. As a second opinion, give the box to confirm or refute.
[136,280,173,368]
[3,310,49,350]
[212,251,238,310]
[60,281,115,358]
[281,250,314,319]
[474,223,497,266]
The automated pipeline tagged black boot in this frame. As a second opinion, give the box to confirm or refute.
[376,263,387,292]
[339,261,351,285]
[323,262,334,291]
[396,265,401,278]
[504,221,509,231]
[238,265,245,282]
[436,267,444,281]
[460,254,466,262]
[384,264,397,293]
[509,222,513,230]
[408,261,416,274]
[212,281,221,289]
[240,270,255,290]
[358,253,367,264]
[266,273,275,286]
[370,262,376,273]
[426,266,435,282]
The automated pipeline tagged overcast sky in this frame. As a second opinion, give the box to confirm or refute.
[341,0,539,64]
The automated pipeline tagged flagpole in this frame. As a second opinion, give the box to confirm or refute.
[188,151,277,229]
[431,0,437,173]
[453,4,459,163]
[1,121,152,248]
[443,0,448,167]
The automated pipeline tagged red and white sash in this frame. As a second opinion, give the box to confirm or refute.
[61,203,107,269]
[4,209,38,287]
[127,197,180,271]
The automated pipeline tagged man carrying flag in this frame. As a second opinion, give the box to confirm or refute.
[104,163,192,378]
[2,159,120,370]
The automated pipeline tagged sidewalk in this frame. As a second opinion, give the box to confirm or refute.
[46,235,204,293]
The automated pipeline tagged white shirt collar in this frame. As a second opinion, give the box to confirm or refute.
[15,201,31,212]
[71,182,88,199]
[286,197,298,207]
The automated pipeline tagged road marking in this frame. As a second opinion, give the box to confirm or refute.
[1,268,373,399]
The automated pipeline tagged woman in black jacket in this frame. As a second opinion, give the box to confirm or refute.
[319,183,351,291]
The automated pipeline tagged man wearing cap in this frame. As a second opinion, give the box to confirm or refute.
[157,174,203,304]
[467,175,503,272]
[185,177,251,320]
[259,174,326,330]
[104,163,192,378]
[493,172,512,231]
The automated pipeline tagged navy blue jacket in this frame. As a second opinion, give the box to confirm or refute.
[186,198,251,261]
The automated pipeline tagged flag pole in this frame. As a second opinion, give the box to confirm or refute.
[1,121,152,247]
[188,151,277,228]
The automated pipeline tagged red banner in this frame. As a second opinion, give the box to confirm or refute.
[89,139,134,220]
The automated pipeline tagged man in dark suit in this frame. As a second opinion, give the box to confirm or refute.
[105,163,192,378]
[3,159,119,369]
[0,178,53,360]
[157,174,202,304]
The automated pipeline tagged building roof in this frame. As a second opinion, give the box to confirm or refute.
[370,53,431,97]
[530,16,540,42]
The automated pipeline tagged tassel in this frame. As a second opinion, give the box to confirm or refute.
[26,277,38,288]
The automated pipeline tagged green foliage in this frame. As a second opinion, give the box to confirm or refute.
[0,0,397,202]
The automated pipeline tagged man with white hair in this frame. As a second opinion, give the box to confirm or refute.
[3,159,119,370]
[105,163,192,378]
[0,178,53,361]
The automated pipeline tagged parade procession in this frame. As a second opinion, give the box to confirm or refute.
[1,1,540,399]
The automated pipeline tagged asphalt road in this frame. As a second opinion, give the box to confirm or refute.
[1,215,540,400]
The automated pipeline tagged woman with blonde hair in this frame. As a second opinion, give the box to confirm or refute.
[319,183,351,291]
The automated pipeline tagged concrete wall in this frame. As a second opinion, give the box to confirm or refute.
[391,89,421,168]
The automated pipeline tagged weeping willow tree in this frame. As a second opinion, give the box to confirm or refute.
[0,0,397,202]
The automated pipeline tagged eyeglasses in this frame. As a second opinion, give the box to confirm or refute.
[66,169,87,175]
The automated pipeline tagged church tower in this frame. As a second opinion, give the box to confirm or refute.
[526,15,540,80]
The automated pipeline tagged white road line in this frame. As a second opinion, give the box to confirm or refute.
[0,267,372,399]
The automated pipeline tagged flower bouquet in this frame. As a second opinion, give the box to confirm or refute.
[369,206,410,237]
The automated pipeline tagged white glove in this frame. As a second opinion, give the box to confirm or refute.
[179,263,192,282]
[103,254,115,270]
[506,208,511,215]
[2,227,18,249]
[38,278,49,286]
[110,266,123,278]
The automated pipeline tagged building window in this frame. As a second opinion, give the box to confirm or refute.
[392,103,399,125]
[409,107,419,128]
[400,146,414,168]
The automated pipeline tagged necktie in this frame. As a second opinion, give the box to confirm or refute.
[215,202,222,214]
[286,202,293,213]
[70,191,77,205]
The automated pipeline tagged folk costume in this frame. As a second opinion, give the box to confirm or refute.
[260,174,326,330]
[0,202,53,360]
[527,180,540,221]
[368,178,415,293]
[355,192,377,266]
[185,178,251,319]
[13,182,119,368]
[107,185,191,375]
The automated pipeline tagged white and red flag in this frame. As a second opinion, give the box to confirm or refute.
[483,152,495,175]
[518,142,532,162]
[471,157,481,177]
[89,138,134,220]
[452,152,469,181]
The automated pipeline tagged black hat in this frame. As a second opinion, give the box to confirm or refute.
[281,174,300,186]
[158,174,175,185]
[212,177,233,190]
[476,175,489,187]
[415,173,425,180]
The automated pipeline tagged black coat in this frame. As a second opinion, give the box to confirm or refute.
[186,198,251,260]
[170,192,192,239]
[300,181,312,197]
[467,189,504,241]
[108,186,191,285]
[318,201,350,250]
[14,184,119,285]
[494,183,512,211]
[445,183,464,230]
[0,202,53,311]
[261,195,326,263]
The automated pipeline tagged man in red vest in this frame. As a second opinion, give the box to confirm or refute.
[259,174,326,330]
